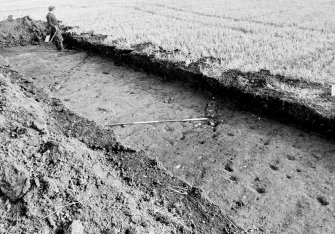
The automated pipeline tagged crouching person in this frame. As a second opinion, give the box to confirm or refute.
[46,5,64,51]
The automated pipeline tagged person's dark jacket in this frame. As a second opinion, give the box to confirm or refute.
[46,12,59,28]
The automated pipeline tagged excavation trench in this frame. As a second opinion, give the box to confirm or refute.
[1,44,334,233]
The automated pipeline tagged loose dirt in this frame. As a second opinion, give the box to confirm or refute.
[0,62,241,234]
[0,16,46,47]
[0,67,179,234]
[1,44,334,233]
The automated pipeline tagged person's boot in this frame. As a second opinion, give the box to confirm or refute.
[60,41,64,50]
[57,41,64,51]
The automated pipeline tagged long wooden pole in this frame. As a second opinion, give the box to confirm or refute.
[108,117,208,127]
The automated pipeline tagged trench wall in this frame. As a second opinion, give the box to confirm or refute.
[63,33,335,138]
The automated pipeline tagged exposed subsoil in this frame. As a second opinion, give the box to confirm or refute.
[0,17,335,234]
[0,58,242,234]
[1,44,335,234]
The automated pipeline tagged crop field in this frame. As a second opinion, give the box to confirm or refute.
[1,0,334,84]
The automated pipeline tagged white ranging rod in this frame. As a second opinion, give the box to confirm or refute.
[107,117,208,127]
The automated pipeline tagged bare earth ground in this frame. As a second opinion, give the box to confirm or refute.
[1,45,334,233]
[0,65,184,234]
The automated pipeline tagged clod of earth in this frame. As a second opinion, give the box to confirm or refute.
[0,161,31,202]
[317,196,329,206]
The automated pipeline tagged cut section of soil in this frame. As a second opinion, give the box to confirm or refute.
[62,32,335,139]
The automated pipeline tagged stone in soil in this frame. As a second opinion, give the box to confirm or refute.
[67,220,84,234]
[0,160,30,201]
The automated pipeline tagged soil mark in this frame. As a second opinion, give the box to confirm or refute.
[1,45,335,233]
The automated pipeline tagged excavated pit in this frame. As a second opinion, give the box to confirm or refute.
[0,65,242,234]
[1,44,335,233]
[0,17,335,233]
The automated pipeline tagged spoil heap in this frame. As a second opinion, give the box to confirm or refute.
[0,16,47,47]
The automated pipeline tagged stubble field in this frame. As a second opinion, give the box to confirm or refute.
[1,0,334,83]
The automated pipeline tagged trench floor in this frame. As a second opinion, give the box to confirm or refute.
[1,44,334,233]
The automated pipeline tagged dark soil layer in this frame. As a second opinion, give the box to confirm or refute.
[0,67,241,233]
[62,33,335,138]
[0,16,47,47]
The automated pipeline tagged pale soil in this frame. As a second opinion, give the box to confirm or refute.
[1,45,335,233]
[0,66,183,234]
